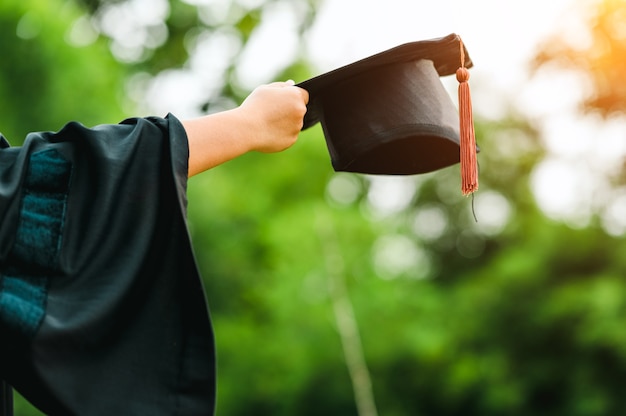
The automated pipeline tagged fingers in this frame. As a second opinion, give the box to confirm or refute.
[286,81,309,105]
[264,80,309,104]
[298,85,309,105]
[265,80,294,88]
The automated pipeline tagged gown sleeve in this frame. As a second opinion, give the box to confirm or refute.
[0,114,216,415]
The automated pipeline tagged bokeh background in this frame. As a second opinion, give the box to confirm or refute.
[3,0,626,415]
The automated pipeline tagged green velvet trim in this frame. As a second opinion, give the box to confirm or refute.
[0,149,71,338]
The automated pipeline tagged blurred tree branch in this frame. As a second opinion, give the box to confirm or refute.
[316,209,379,416]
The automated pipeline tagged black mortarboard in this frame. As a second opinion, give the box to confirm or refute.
[298,33,478,194]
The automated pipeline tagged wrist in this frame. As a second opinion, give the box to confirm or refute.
[228,106,263,153]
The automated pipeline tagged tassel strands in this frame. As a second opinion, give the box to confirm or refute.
[456,38,478,195]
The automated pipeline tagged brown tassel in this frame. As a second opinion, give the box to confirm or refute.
[456,38,478,195]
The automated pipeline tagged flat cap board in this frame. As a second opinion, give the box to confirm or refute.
[298,33,474,175]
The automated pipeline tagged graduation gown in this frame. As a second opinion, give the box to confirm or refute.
[0,114,216,415]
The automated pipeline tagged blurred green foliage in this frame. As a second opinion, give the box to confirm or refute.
[3,0,626,415]
[0,0,127,143]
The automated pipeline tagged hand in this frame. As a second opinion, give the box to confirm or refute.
[238,81,309,153]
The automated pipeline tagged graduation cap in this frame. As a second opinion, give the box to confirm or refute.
[298,33,478,195]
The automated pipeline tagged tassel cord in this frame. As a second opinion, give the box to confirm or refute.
[456,38,479,196]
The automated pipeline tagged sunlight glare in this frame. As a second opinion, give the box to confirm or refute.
[531,157,595,227]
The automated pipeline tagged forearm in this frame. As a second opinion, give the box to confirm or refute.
[183,108,254,177]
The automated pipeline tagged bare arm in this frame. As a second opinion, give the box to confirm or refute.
[182,81,309,177]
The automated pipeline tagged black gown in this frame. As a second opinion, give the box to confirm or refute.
[0,114,216,415]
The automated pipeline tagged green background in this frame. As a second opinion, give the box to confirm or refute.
[2,0,626,415]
